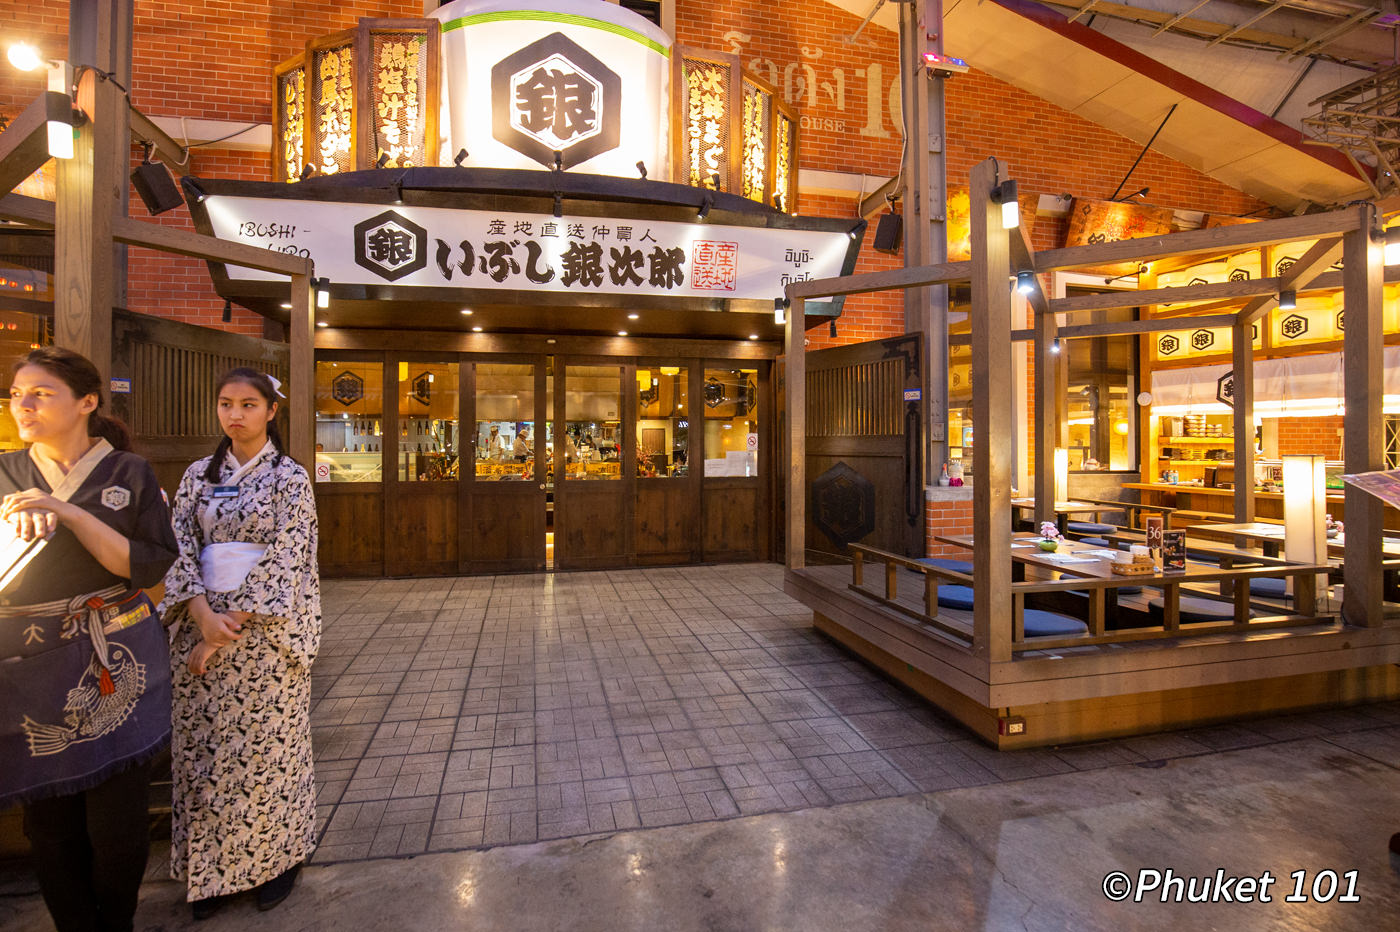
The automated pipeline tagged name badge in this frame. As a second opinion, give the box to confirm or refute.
[211,485,239,499]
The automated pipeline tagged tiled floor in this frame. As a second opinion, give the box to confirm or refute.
[303,563,1400,864]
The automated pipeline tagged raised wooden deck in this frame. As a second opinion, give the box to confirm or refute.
[786,564,1400,748]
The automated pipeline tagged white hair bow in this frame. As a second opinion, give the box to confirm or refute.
[266,374,287,398]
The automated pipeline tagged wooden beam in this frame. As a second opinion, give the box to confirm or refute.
[1238,236,1343,325]
[0,192,57,227]
[1057,314,1237,339]
[969,158,1013,664]
[0,93,54,197]
[1009,224,1050,317]
[128,103,189,176]
[111,216,312,276]
[1231,318,1255,523]
[785,259,971,301]
[1033,297,1057,527]
[288,273,314,470]
[1342,208,1385,627]
[949,329,1033,345]
[858,174,900,219]
[1032,208,1361,273]
[1049,276,1283,314]
[785,296,806,570]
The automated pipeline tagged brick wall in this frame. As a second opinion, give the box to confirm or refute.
[924,494,975,558]
[1274,415,1345,458]
[10,0,1266,339]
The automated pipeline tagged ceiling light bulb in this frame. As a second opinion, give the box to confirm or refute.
[7,43,43,72]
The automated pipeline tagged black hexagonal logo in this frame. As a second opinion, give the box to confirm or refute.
[1336,310,1345,331]
[492,33,621,170]
[811,461,876,550]
[1158,334,1180,356]
[354,209,427,282]
[1275,256,1297,276]
[1217,371,1234,408]
[1228,268,1250,282]
[1191,329,1215,351]
[1281,313,1309,339]
[332,371,364,406]
[410,372,432,405]
[1187,277,1208,287]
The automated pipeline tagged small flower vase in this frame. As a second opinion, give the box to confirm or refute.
[1038,539,1059,552]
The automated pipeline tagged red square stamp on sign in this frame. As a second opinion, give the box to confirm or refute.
[691,240,739,291]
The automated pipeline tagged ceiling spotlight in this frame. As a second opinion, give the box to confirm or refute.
[627,312,639,320]
[1016,270,1035,295]
[636,160,647,180]
[460,308,474,315]
[180,175,207,203]
[313,277,330,309]
[748,334,759,340]
[300,164,315,181]
[992,178,1019,229]
[316,321,328,328]
[849,219,867,241]
[376,152,389,168]
[279,302,292,310]
[773,297,788,325]
[221,298,232,323]
[471,325,483,332]
[453,148,468,166]
[1278,289,1296,311]
[617,330,628,336]
[697,194,712,221]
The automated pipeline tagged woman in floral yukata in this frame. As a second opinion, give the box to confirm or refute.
[160,367,321,920]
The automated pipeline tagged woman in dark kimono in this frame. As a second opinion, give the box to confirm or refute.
[0,347,177,932]
[161,368,320,920]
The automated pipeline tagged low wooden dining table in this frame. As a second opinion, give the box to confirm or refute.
[1008,498,1123,536]
[934,531,1329,635]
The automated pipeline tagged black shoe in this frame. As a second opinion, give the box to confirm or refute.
[256,864,301,911]
[191,894,230,920]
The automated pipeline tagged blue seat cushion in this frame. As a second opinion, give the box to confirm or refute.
[917,557,974,576]
[1023,609,1089,637]
[1076,536,1111,548]
[1148,595,1245,623]
[935,585,976,611]
[1068,521,1116,535]
[1249,577,1290,599]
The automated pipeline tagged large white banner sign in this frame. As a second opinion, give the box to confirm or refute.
[204,195,850,301]
[433,0,671,179]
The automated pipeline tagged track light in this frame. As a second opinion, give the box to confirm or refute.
[636,160,647,180]
[829,319,838,339]
[697,194,712,221]
[376,152,389,168]
[849,219,867,241]
[1278,289,1296,311]
[453,148,469,166]
[1016,270,1035,295]
[553,192,563,218]
[300,164,315,180]
[710,171,721,190]
[774,297,788,325]
[222,299,232,323]
[992,179,1019,229]
[773,192,784,212]
[553,151,563,171]
[313,278,330,309]
[180,175,207,204]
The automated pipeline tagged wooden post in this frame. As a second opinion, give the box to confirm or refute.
[289,273,315,469]
[969,158,1014,662]
[785,296,806,569]
[1033,298,1057,526]
[1231,318,1255,522]
[1342,208,1384,627]
[55,0,125,377]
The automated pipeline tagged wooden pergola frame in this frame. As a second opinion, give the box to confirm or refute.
[785,156,1389,657]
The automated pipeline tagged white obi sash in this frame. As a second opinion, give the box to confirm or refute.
[197,441,273,594]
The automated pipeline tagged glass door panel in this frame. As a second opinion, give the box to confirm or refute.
[475,363,538,482]
[563,364,623,481]
[396,361,459,481]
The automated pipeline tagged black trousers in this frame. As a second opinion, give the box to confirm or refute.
[21,761,151,932]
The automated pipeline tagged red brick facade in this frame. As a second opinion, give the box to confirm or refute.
[924,494,975,558]
[1274,415,1346,459]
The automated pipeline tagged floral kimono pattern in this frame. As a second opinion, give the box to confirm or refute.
[160,445,321,900]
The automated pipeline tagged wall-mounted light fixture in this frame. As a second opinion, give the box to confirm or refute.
[453,148,468,166]
[828,319,837,339]
[180,175,207,204]
[313,277,330,309]
[7,43,76,160]
[1278,289,1297,311]
[1016,270,1036,295]
[636,160,647,180]
[1050,338,1061,354]
[774,297,788,325]
[222,298,232,323]
[697,194,713,221]
[992,179,1019,230]
[300,164,316,180]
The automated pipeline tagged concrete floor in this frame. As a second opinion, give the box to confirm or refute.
[2,564,1399,930]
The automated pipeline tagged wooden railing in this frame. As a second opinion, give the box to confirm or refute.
[846,542,1335,654]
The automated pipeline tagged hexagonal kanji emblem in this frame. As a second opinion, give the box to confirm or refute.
[1336,310,1345,331]
[1187,277,1207,287]
[1228,268,1250,282]
[354,210,427,282]
[1275,256,1297,275]
[491,33,621,170]
[1191,329,1215,351]
[332,371,364,406]
[810,462,876,550]
[1216,371,1234,408]
[1158,334,1180,356]
[410,372,432,405]
[1281,313,1309,339]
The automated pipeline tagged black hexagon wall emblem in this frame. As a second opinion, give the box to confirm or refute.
[811,462,876,550]
[1336,310,1345,331]
[1228,268,1250,282]
[410,372,432,405]
[491,32,621,170]
[1187,277,1208,287]
[1275,256,1297,275]
[1281,313,1309,339]
[1158,334,1180,356]
[1191,329,1215,351]
[332,371,364,407]
[1216,370,1234,407]
[354,210,427,281]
